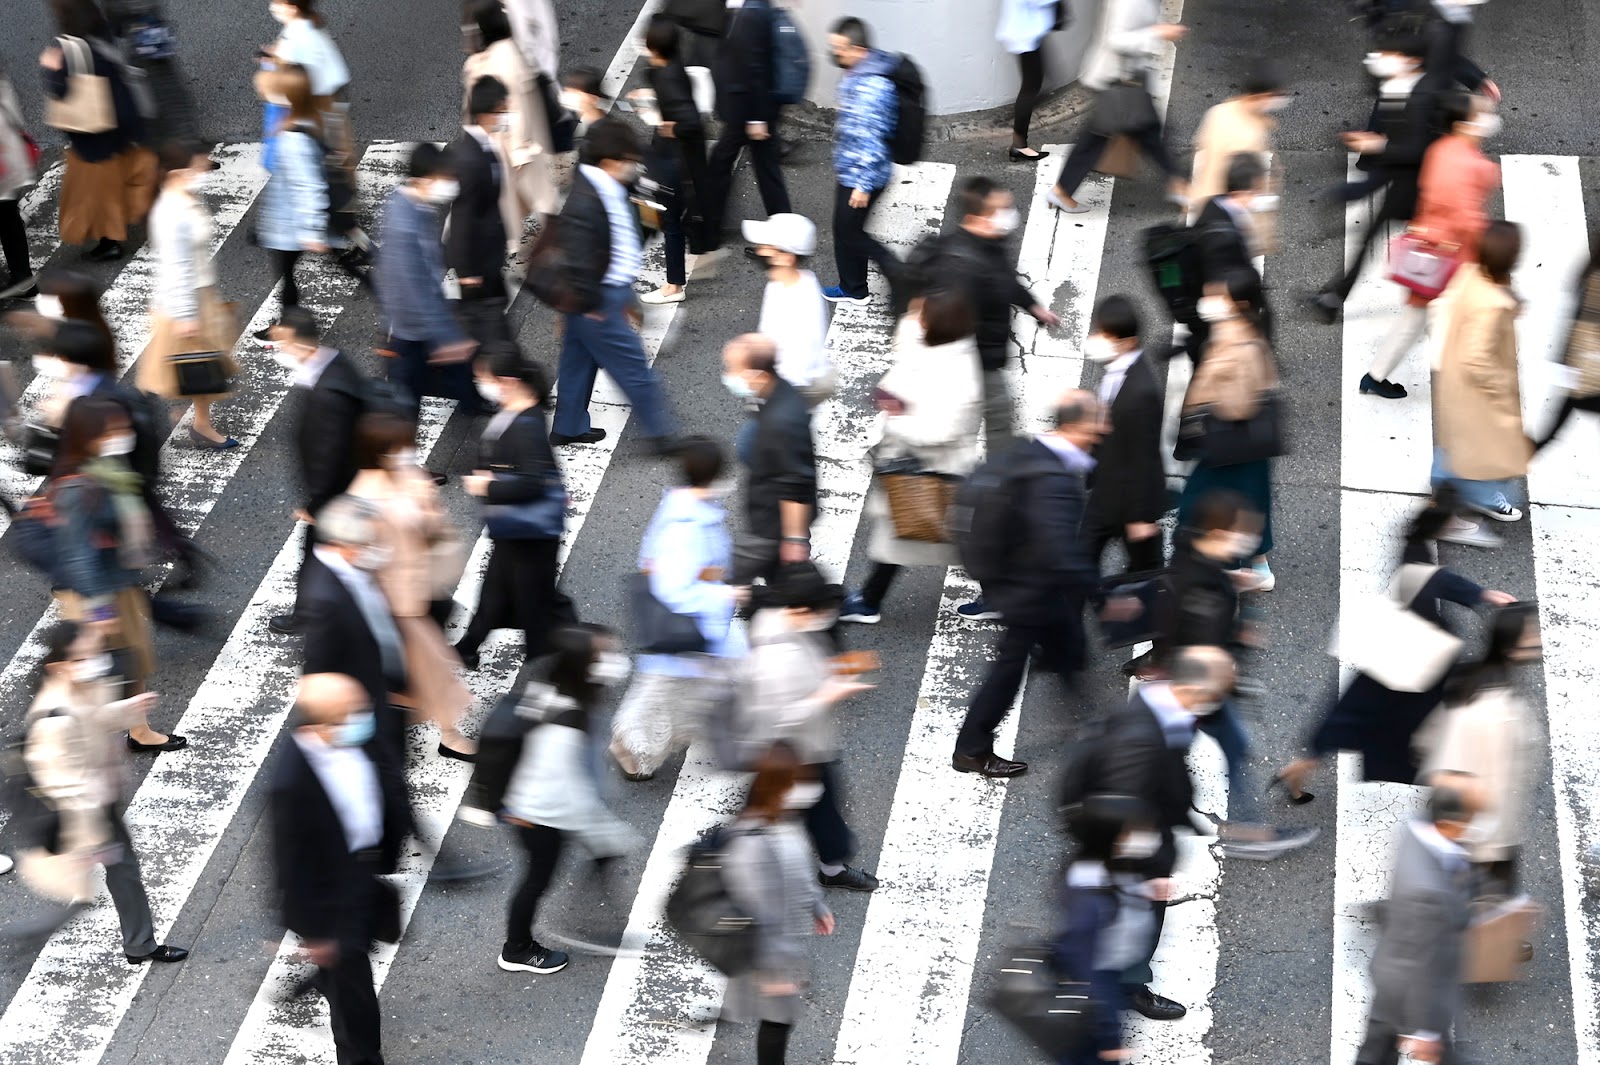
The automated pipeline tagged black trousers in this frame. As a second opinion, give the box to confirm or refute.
[957,612,1085,757]
[1324,193,1404,304]
[272,247,305,307]
[1013,48,1046,141]
[832,183,894,300]
[1538,391,1600,446]
[505,822,564,952]
[454,292,512,348]
[319,942,385,1065]
[1085,513,1165,576]
[857,561,900,612]
[757,1019,792,1065]
[457,537,561,661]
[1055,123,1178,199]
[802,760,856,867]
[705,119,791,246]
[0,198,29,283]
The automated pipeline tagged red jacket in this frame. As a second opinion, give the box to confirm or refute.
[1412,134,1500,262]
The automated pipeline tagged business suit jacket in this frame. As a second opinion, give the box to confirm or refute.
[983,438,1101,627]
[556,168,637,314]
[299,553,405,724]
[271,738,403,943]
[711,0,777,126]
[1366,823,1471,1040]
[1358,76,1443,221]
[296,350,365,520]
[1196,197,1258,288]
[1096,690,1196,880]
[1087,354,1166,531]
[445,129,509,297]
[479,406,564,538]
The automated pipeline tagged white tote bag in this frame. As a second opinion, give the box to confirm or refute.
[44,37,116,135]
[1333,563,1463,693]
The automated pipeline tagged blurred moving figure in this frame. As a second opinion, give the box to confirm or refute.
[0,65,38,299]
[447,75,514,347]
[1533,250,1600,451]
[1353,786,1475,1065]
[1082,294,1165,576]
[271,672,403,1065]
[719,744,835,1065]
[463,1,557,247]
[20,620,189,964]
[498,624,639,974]
[255,64,330,318]
[260,0,352,177]
[611,437,744,781]
[742,215,833,404]
[1188,59,1284,211]
[702,0,790,251]
[637,13,711,306]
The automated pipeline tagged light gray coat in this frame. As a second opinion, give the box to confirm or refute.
[720,817,828,1026]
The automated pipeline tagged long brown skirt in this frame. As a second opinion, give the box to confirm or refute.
[59,146,157,245]
[138,286,242,400]
[56,585,156,689]
[387,615,472,739]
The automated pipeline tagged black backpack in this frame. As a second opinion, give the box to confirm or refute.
[948,447,1042,588]
[887,54,927,166]
[1142,222,1209,324]
[664,823,759,976]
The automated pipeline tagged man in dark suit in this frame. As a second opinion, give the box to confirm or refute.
[447,76,513,347]
[953,390,1104,779]
[703,0,791,249]
[1084,296,1166,575]
[1355,786,1475,1065]
[1192,153,1273,355]
[272,672,406,1065]
[267,307,366,635]
[1096,646,1234,1023]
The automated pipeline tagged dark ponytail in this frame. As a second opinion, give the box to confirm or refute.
[1442,602,1538,706]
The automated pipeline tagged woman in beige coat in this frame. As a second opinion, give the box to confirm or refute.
[1188,61,1285,249]
[347,412,475,759]
[1432,221,1530,538]
[463,0,556,255]
[140,141,241,448]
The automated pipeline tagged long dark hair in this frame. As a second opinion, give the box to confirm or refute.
[51,397,126,479]
[277,0,325,28]
[37,619,83,692]
[50,0,111,39]
[37,269,116,358]
[545,623,614,720]
[1443,602,1538,705]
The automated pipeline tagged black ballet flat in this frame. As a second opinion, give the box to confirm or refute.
[1265,773,1314,805]
[1008,146,1050,161]
[438,743,477,764]
[127,734,189,753]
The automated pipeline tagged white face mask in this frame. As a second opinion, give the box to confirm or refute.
[270,346,303,372]
[429,179,460,204]
[488,114,511,134]
[589,651,632,687]
[722,372,755,399]
[389,447,419,468]
[33,354,70,379]
[1261,95,1290,113]
[988,207,1020,236]
[99,433,136,457]
[1365,53,1411,80]
[71,653,113,685]
[1251,193,1280,213]
[475,378,503,404]
[783,781,824,810]
[1465,112,1502,139]
[1084,334,1121,364]
[35,295,65,320]
[559,90,586,113]
[354,544,393,572]
[1196,295,1233,323]
[1115,829,1161,859]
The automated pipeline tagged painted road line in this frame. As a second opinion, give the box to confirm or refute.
[1529,504,1600,1064]
[226,217,696,1065]
[1501,156,1596,508]
[14,161,67,279]
[577,164,956,1065]
[831,150,1107,1065]
[0,144,267,533]
[601,0,664,99]
[1339,155,1430,496]
[811,162,957,578]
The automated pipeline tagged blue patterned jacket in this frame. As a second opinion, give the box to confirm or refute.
[833,50,898,193]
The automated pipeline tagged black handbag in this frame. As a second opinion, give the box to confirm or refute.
[1177,391,1288,466]
[664,824,758,976]
[1088,79,1158,138]
[628,572,707,655]
[483,473,567,540]
[171,351,230,397]
[987,945,1100,1057]
[1099,569,1173,649]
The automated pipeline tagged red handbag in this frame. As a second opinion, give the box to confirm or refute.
[1387,230,1463,300]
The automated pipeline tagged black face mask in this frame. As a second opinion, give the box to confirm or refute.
[831,52,850,70]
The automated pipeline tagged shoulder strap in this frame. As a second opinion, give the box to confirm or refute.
[58,36,94,78]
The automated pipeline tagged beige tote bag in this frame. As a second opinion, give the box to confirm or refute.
[45,37,116,135]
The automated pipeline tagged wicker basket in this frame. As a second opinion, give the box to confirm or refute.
[1565,270,1600,398]
[881,471,957,543]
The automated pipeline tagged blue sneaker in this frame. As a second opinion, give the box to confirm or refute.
[839,593,881,625]
[822,285,869,306]
[956,599,1002,622]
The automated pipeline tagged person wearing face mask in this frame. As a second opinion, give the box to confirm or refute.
[446,77,516,349]
[719,743,837,1065]
[546,120,680,452]
[611,437,746,780]
[1177,271,1279,590]
[1273,485,1516,805]
[140,140,242,449]
[819,17,900,307]
[455,345,568,670]
[741,213,833,404]
[1362,91,1501,400]
[1051,794,1163,1064]
[347,412,474,762]
[559,66,612,160]
[722,335,817,586]
[270,672,405,1065]
[903,176,1059,461]
[19,620,189,962]
[260,1,352,178]
[1191,153,1276,359]
[48,398,181,751]
[1081,295,1166,577]
[1310,32,1443,321]
[254,64,330,326]
[839,288,981,625]
[739,563,879,893]
[1188,60,1287,216]
[496,624,641,971]
[266,306,367,635]
[372,142,483,416]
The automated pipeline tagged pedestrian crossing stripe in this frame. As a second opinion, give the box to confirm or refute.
[0,144,1596,1065]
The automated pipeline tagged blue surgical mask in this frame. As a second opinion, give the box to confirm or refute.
[333,710,376,747]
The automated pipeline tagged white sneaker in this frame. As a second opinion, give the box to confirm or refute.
[0,853,13,875]
[1468,492,1523,523]
[639,287,686,305]
[1250,560,1275,593]
[1438,516,1501,548]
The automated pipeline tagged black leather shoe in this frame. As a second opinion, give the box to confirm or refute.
[126,944,189,964]
[951,752,1028,778]
[438,743,477,763]
[550,428,607,446]
[742,245,765,262]
[268,613,301,635]
[86,238,124,263]
[1130,985,1186,1020]
[1306,291,1340,325]
[429,470,449,486]
[127,734,189,753]
[819,866,879,892]
[454,644,480,671]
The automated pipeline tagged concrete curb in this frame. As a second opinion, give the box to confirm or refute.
[781,82,1096,151]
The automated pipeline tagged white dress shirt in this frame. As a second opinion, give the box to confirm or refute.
[1097,349,1141,410]
[291,729,383,852]
[579,164,643,287]
[313,544,406,683]
[293,345,339,390]
[758,270,832,388]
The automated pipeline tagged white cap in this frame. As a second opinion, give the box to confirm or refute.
[741,213,816,257]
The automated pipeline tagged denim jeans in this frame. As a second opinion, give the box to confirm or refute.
[1196,698,1257,822]
[1430,447,1522,513]
[552,284,675,440]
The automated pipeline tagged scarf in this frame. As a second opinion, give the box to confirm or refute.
[83,457,155,571]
